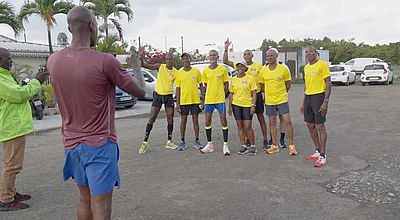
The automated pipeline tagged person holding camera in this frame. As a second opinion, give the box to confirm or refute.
[0,48,48,211]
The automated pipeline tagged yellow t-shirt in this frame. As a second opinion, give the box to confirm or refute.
[259,64,291,105]
[154,64,178,95]
[176,67,202,105]
[233,62,263,93]
[229,74,258,107]
[304,60,331,95]
[202,65,229,104]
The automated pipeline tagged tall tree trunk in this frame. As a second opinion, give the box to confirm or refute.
[47,23,53,54]
[103,16,108,38]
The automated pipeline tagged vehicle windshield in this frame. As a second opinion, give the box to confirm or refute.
[329,66,345,72]
[364,64,384,70]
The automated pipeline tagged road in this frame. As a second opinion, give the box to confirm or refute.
[1,83,399,220]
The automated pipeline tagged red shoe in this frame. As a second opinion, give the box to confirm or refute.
[314,156,327,167]
[14,192,31,202]
[306,151,320,160]
[0,200,29,211]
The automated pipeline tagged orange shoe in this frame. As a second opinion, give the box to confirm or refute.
[266,144,279,154]
[289,144,298,156]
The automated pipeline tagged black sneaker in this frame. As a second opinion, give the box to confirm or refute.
[279,140,287,148]
[238,146,249,155]
[263,139,271,151]
[249,146,257,156]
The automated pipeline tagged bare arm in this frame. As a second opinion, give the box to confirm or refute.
[285,80,291,92]
[319,77,332,117]
[123,54,145,98]
[223,38,235,68]
[199,83,205,108]
[175,87,181,113]
[228,92,233,116]
[259,83,265,92]
[224,81,229,96]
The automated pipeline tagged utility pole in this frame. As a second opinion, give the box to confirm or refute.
[181,36,184,54]
[138,36,141,49]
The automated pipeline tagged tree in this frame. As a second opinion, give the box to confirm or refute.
[19,0,75,54]
[96,34,128,54]
[260,39,278,50]
[0,1,22,35]
[82,0,133,39]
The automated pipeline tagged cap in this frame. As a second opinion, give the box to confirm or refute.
[235,61,248,71]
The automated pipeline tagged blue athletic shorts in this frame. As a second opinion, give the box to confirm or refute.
[205,103,226,114]
[63,139,120,196]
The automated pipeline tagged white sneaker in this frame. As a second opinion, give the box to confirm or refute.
[314,156,327,167]
[200,143,214,154]
[223,143,230,156]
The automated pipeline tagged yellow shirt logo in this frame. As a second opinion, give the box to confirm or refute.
[242,80,248,85]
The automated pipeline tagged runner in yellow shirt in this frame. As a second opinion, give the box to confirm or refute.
[200,50,230,155]
[138,53,179,153]
[301,47,332,168]
[259,48,298,156]
[175,53,205,151]
[223,38,269,150]
[228,61,258,155]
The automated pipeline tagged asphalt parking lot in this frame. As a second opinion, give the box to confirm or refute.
[1,82,399,220]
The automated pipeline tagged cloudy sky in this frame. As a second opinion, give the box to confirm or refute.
[1,0,399,54]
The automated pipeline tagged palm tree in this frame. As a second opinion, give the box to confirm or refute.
[19,0,75,54]
[0,1,22,35]
[81,0,133,39]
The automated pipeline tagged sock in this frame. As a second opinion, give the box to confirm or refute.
[316,149,320,153]
[250,145,255,148]
[144,123,153,142]
[195,137,199,142]
[206,126,212,142]
[181,138,185,142]
[222,127,228,143]
[320,153,325,158]
[167,124,173,140]
[242,144,247,148]
[280,133,285,141]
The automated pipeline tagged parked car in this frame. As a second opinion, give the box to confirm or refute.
[115,87,137,108]
[191,63,238,78]
[127,68,157,100]
[360,63,393,86]
[329,64,356,86]
[344,58,385,75]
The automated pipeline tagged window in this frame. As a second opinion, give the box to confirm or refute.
[329,66,345,72]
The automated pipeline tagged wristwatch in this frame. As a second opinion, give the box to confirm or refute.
[251,103,256,107]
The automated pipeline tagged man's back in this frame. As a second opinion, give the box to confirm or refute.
[48,47,132,150]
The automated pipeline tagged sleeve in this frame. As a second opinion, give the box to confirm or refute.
[323,62,331,78]
[175,71,181,88]
[102,54,133,89]
[223,68,229,82]
[201,70,207,83]
[250,77,258,91]
[196,69,202,84]
[259,69,265,83]
[229,78,234,93]
[284,66,292,81]
[0,77,41,104]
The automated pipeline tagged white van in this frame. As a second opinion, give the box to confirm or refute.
[344,58,385,75]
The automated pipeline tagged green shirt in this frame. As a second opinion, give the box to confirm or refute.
[0,67,41,142]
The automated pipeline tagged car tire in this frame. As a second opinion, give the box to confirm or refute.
[125,105,134,108]
[361,82,366,86]
[385,79,389,85]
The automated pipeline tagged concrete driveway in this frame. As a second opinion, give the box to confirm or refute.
[1,83,399,220]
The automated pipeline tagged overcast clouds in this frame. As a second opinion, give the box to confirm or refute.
[1,0,399,53]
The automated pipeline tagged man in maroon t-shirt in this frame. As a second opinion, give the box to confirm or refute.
[47,6,144,220]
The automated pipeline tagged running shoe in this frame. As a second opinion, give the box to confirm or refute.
[249,146,257,156]
[177,141,187,151]
[279,139,287,148]
[200,143,214,154]
[314,156,327,167]
[165,140,178,150]
[194,140,204,150]
[266,144,279,154]
[238,146,249,155]
[138,142,149,154]
[262,139,269,151]
[223,143,230,156]
[289,144,298,156]
[306,151,320,160]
